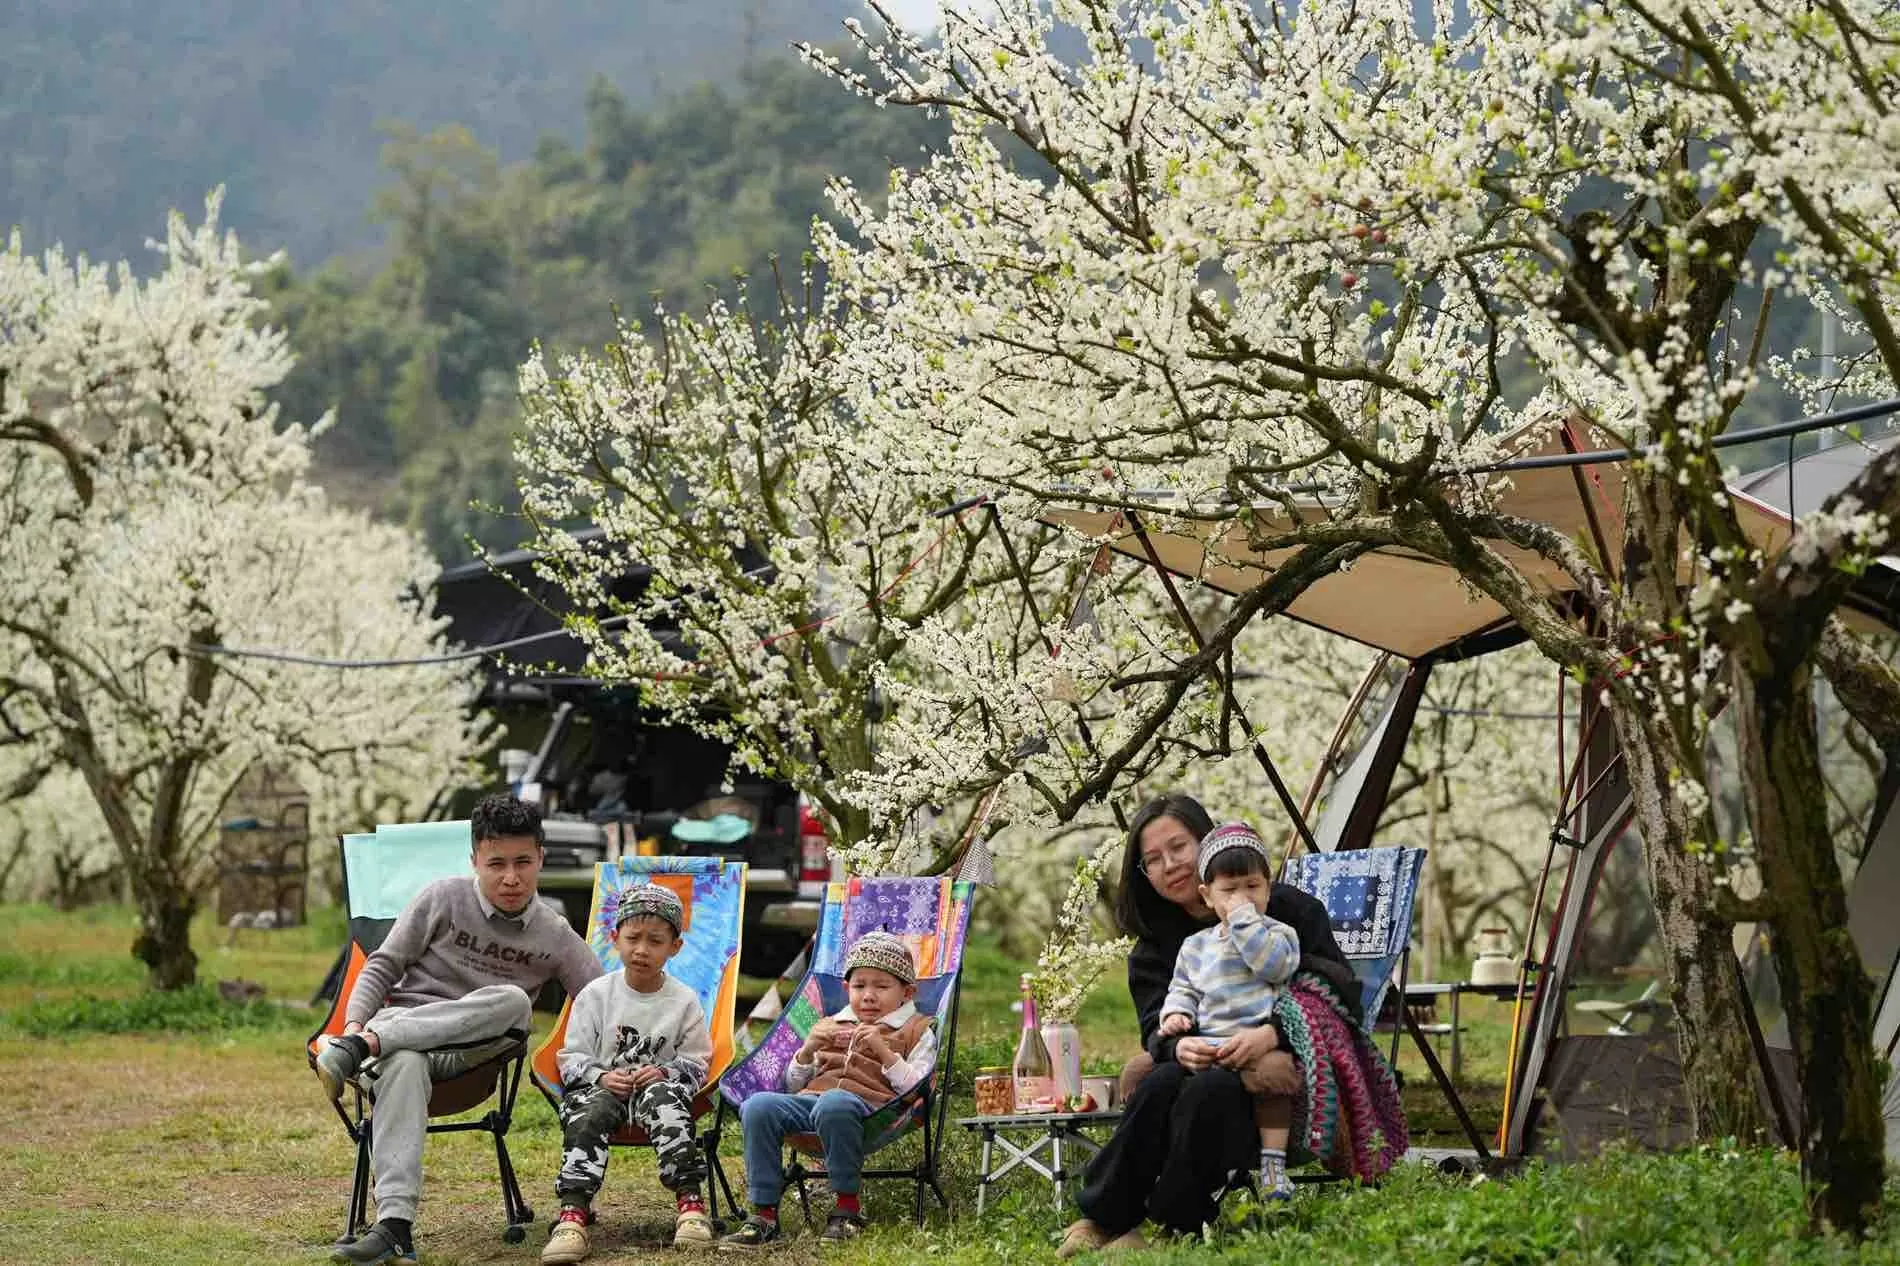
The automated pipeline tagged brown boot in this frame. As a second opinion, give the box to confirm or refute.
[1101,1229,1149,1254]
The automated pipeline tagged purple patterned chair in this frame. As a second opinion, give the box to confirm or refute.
[705,876,976,1225]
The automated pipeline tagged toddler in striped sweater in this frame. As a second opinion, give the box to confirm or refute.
[1154,821,1302,1200]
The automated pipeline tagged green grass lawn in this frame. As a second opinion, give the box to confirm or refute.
[2,903,1898,1265]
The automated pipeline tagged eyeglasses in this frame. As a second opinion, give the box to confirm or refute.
[1136,843,1196,876]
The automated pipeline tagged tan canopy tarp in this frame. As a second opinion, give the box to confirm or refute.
[1034,433,1896,660]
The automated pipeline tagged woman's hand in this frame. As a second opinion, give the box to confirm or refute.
[1212,1025,1279,1071]
[1175,1036,1219,1071]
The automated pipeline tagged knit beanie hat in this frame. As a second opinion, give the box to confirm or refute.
[613,882,685,936]
[843,931,918,986]
[1197,821,1270,881]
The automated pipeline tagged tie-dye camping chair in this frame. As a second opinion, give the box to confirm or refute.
[530,856,748,1221]
[706,877,976,1226]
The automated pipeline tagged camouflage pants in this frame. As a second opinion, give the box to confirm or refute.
[556,1079,704,1206]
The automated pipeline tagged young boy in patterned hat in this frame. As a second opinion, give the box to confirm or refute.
[1154,821,1303,1201]
[543,882,714,1262]
[719,931,936,1249]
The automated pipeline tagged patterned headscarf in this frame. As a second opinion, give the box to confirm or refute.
[1198,821,1271,881]
[613,882,685,936]
[843,930,918,986]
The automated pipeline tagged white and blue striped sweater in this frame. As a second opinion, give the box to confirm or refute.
[1160,904,1301,1040]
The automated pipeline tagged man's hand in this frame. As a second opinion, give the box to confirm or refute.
[1158,1012,1195,1038]
[1175,1036,1219,1071]
[1213,1025,1279,1071]
[627,1065,667,1092]
[599,1067,639,1100]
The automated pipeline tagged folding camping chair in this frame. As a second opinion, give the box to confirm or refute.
[306,821,537,1246]
[1279,846,1427,1064]
[1279,844,1509,1162]
[707,876,976,1227]
[530,856,748,1222]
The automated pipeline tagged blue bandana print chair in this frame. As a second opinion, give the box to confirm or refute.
[707,876,976,1225]
[1279,845,1427,1059]
[530,856,748,1221]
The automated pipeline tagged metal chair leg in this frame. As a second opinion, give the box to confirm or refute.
[792,1157,813,1226]
[492,1116,534,1242]
[344,1122,372,1243]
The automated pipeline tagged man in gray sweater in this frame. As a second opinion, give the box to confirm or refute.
[315,794,603,1265]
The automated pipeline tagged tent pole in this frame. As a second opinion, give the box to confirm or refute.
[1295,654,1394,835]
[1504,691,1630,1156]
[1560,416,1620,585]
[1334,662,1433,853]
[1499,682,1614,1151]
[1124,511,1322,855]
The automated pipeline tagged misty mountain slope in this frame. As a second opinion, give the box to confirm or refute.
[1,0,861,263]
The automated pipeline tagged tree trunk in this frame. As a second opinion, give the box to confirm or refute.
[1611,699,1773,1142]
[131,870,199,990]
[1733,660,1884,1233]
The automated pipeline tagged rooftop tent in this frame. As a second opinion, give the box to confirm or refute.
[431,528,654,690]
[1033,416,1900,1160]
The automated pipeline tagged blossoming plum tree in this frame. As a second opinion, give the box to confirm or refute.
[800,0,1900,1228]
[0,197,487,989]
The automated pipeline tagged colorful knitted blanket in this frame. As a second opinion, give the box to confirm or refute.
[1273,970,1409,1180]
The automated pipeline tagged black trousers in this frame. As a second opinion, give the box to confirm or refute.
[1075,1061,1257,1236]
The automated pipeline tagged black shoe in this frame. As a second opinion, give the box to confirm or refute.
[718,1215,781,1252]
[820,1212,865,1244]
[315,1035,369,1101]
[331,1221,417,1264]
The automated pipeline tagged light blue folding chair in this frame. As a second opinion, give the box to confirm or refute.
[306,821,537,1246]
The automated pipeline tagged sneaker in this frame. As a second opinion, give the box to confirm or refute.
[315,1035,367,1101]
[542,1214,591,1264]
[674,1207,715,1248]
[819,1212,864,1244]
[718,1215,781,1252]
[331,1222,416,1265]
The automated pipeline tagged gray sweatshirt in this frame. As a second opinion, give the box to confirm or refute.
[557,971,712,1091]
[346,876,602,1027]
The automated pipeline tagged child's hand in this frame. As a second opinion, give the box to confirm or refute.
[855,1026,893,1063]
[627,1065,667,1091]
[1207,887,1247,922]
[599,1067,639,1100]
[802,1017,843,1056]
[1159,1012,1194,1038]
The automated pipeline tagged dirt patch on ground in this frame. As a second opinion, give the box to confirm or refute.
[0,1034,317,1148]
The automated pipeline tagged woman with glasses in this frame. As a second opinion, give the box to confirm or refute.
[1057,793,1358,1256]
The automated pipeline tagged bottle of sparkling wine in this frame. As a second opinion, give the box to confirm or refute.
[1013,973,1057,1113]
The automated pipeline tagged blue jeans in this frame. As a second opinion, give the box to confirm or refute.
[740,1089,873,1206]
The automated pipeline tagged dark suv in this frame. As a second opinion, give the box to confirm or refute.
[431,538,836,977]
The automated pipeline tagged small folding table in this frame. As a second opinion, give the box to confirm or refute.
[956,1109,1124,1215]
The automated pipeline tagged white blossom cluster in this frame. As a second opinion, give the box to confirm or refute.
[0,195,487,906]
[769,0,1900,878]
[1024,832,1134,1022]
[515,280,1095,871]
